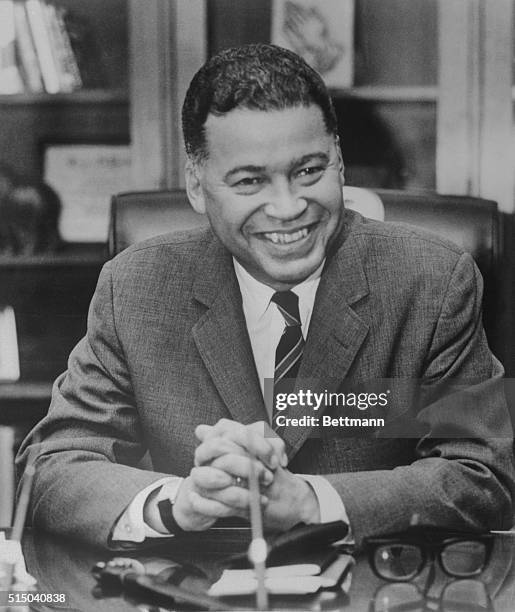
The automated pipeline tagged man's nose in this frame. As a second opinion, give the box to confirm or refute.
[263,181,308,220]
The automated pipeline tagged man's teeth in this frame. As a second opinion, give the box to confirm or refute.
[264,227,309,244]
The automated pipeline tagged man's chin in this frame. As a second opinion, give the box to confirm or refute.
[260,259,324,289]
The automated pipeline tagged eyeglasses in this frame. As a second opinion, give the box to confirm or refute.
[364,527,493,582]
[372,578,494,612]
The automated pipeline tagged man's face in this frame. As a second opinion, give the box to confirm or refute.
[186,105,345,290]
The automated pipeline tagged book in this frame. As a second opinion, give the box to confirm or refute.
[0,428,15,526]
[0,0,24,93]
[42,1,81,92]
[54,4,82,90]
[13,0,44,92]
[0,305,20,381]
[271,0,354,88]
[25,0,60,93]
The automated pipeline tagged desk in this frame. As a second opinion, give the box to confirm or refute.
[15,530,515,611]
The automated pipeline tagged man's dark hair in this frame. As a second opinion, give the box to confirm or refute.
[182,43,338,163]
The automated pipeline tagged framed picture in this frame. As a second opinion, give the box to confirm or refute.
[271,0,354,88]
[42,140,132,242]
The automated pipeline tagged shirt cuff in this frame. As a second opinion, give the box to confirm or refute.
[298,473,354,543]
[112,477,183,542]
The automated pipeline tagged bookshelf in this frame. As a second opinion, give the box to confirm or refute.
[0,0,129,181]
[0,0,126,411]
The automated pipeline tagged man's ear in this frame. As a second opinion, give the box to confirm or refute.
[185,160,207,214]
[335,136,345,184]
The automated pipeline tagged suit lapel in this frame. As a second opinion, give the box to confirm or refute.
[191,236,267,424]
[281,231,370,459]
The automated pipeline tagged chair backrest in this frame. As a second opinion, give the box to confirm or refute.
[109,189,208,256]
[376,189,499,278]
[109,188,500,355]
[109,187,384,257]
[109,187,497,269]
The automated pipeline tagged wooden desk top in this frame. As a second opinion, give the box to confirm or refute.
[12,529,515,612]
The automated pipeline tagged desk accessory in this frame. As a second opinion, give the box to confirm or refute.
[92,556,248,611]
[228,520,349,568]
[363,525,493,582]
[247,450,268,610]
[0,435,39,604]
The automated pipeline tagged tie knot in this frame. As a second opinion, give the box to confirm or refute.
[271,290,301,326]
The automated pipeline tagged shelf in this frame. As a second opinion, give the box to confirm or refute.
[0,89,128,106]
[0,87,443,106]
[0,381,52,402]
[330,86,439,102]
[0,243,107,267]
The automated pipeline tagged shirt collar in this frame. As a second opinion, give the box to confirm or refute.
[233,258,324,325]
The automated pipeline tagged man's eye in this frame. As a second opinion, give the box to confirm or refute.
[297,166,324,177]
[234,177,263,187]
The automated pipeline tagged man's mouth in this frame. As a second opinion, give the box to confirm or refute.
[260,224,316,245]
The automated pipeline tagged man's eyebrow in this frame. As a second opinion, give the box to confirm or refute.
[224,165,266,181]
[291,152,330,168]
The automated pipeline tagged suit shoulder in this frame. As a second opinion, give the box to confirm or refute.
[109,227,213,270]
[348,215,466,263]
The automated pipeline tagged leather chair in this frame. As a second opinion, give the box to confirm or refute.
[109,188,501,359]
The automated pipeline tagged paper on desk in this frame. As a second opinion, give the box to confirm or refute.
[209,574,333,596]
[209,554,354,596]
[0,533,36,586]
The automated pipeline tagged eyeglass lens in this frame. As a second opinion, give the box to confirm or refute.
[374,539,487,581]
[440,541,487,577]
[373,582,421,612]
[374,544,424,581]
[441,579,491,611]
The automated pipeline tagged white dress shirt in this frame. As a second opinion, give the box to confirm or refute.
[113,259,349,541]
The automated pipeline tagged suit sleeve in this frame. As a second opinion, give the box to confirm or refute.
[323,253,515,545]
[16,261,171,548]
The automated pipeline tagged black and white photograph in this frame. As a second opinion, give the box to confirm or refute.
[1,1,515,610]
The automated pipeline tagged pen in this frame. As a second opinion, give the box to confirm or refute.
[247,442,268,611]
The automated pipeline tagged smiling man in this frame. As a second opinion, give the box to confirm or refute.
[185,104,344,289]
[18,44,514,547]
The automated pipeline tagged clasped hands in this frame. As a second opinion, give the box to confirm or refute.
[171,419,320,532]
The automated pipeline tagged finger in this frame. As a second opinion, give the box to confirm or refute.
[200,485,268,511]
[187,489,237,520]
[247,422,288,467]
[190,466,235,490]
[195,423,216,442]
[194,437,248,467]
[213,420,282,470]
[210,454,274,486]
[196,419,246,441]
[197,420,282,470]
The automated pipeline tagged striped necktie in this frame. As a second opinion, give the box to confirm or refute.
[271,290,305,428]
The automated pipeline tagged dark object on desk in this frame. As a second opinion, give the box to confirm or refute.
[92,556,242,611]
[20,529,515,612]
[228,520,349,569]
[363,525,494,582]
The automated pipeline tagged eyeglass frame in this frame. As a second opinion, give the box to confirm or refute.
[363,527,494,582]
[370,577,495,612]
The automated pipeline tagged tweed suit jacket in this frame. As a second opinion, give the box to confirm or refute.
[18,209,514,547]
